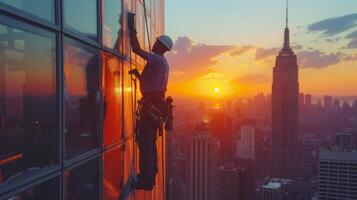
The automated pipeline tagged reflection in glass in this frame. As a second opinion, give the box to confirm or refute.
[0,0,54,22]
[103,147,123,200]
[65,158,99,200]
[64,39,100,159]
[122,63,134,138]
[103,0,122,52]
[63,0,97,40]
[135,3,146,66]
[6,177,59,200]
[103,53,122,146]
[0,23,57,187]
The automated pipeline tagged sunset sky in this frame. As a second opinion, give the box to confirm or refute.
[164,0,357,99]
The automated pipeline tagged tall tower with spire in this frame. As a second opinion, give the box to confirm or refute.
[271,0,299,179]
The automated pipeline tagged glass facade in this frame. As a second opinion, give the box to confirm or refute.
[0,0,165,199]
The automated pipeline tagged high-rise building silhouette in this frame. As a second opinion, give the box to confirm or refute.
[187,129,219,200]
[271,1,299,179]
[318,149,357,200]
[209,107,234,160]
[324,95,333,110]
[305,94,312,108]
[237,118,256,160]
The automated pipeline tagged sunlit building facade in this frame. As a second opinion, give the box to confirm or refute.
[0,0,166,199]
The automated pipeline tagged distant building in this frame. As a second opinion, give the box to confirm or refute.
[318,148,357,200]
[218,164,241,200]
[323,95,333,110]
[333,99,341,109]
[299,93,305,109]
[209,108,234,159]
[167,177,185,200]
[336,132,357,151]
[237,118,256,160]
[271,5,299,179]
[187,132,219,200]
[262,178,292,200]
[342,101,350,111]
[305,94,312,108]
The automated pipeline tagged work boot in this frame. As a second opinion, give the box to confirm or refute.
[132,176,154,191]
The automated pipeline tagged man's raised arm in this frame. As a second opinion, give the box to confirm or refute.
[129,27,149,60]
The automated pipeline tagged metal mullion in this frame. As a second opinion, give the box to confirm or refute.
[97,1,103,198]
[98,0,103,48]
[102,46,127,60]
[58,0,65,198]
[62,29,101,49]
[57,18,64,200]
[64,154,101,172]
[64,149,102,168]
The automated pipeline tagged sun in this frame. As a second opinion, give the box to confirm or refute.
[214,87,220,93]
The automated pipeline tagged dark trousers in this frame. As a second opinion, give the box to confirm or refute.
[136,91,164,186]
[137,120,158,185]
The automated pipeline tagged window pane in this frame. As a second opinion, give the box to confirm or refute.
[0,23,57,187]
[64,39,100,159]
[103,53,122,146]
[6,177,59,200]
[103,147,123,200]
[65,158,100,200]
[122,63,134,138]
[103,0,122,52]
[0,0,54,22]
[63,0,97,40]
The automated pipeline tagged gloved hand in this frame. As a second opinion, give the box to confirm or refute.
[129,69,140,79]
[128,12,136,33]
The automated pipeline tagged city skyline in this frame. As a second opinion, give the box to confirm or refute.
[165,0,357,98]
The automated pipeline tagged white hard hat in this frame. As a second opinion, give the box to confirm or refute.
[157,35,173,51]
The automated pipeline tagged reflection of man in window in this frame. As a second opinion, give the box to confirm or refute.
[128,14,173,190]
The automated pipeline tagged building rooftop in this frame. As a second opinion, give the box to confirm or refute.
[262,178,292,190]
[262,182,282,190]
[320,148,357,161]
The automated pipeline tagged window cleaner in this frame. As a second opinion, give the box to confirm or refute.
[127,12,173,191]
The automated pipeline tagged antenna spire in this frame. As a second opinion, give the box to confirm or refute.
[286,0,288,28]
[282,0,291,51]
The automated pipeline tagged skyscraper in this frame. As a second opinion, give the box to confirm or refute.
[187,130,219,200]
[237,118,256,160]
[305,94,312,108]
[209,107,234,160]
[324,95,333,110]
[271,2,299,179]
[318,148,357,200]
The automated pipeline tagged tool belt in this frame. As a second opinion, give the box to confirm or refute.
[136,92,173,136]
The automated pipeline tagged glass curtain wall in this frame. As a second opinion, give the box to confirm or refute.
[0,0,165,199]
